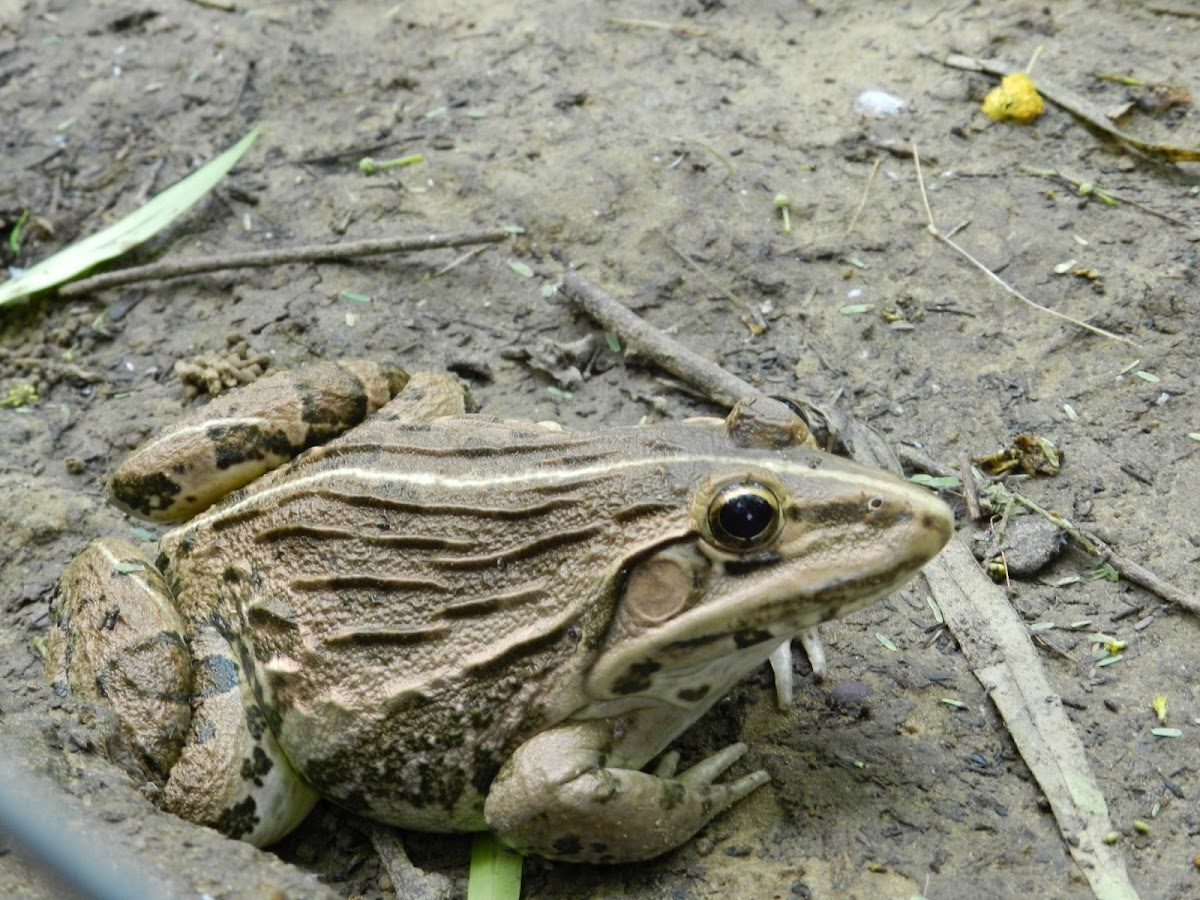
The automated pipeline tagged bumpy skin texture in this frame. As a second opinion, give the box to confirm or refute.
[50,361,954,861]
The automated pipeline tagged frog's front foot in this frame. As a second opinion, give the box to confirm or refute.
[484,721,767,863]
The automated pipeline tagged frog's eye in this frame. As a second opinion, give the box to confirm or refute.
[706,481,783,551]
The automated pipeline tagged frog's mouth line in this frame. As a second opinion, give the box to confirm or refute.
[588,493,952,704]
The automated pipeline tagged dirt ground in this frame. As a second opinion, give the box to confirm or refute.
[1,1,1198,897]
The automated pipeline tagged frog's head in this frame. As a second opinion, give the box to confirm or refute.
[585,440,953,709]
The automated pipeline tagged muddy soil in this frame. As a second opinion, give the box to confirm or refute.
[2,1,1198,898]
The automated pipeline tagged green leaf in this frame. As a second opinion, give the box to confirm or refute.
[0,128,259,308]
[909,473,961,490]
[467,833,523,900]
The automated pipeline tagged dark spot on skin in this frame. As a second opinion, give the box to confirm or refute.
[661,780,687,811]
[723,551,781,576]
[222,567,241,583]
[167,532,194,559]
[215,796,259,841]
[588,841,609,854]
[207,422,299,470]
[110,471,182,518]
[193,655,239,698]
[240,745,273,785]
[551,835,583,857]
[589,768,622,802]
[298,367,369,427]
[472,747,505,798]
[733,628,773,648]
[676,685,711,702]
[663,633,723,653]
[245,704,268,740]
[611,659,661,695]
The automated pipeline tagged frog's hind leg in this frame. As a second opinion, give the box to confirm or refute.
[49,538,317,846]
[109,360,413,523]
[161,620,318,846]
[48,538,193,783]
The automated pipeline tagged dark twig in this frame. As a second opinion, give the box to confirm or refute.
[959,450,983,522]
[558,270,765,409]
[59,229,514,296]
[1010,490,1200,616]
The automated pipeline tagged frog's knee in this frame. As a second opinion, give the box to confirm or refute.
[47,538,191,782]
[162,625,317,846]
[375,369,475,420]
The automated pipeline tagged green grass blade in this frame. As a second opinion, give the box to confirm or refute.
[0,127,259,308]
[467,833,523,900]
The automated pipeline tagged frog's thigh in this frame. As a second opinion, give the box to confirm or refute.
[47,538,192,782]
[162,623,317,846]
[484,721,768,863]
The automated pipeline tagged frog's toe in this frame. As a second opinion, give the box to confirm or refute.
[48,538,192,782]
[676,742,768,816]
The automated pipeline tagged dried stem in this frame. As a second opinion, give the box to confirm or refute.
[912,145,1137,346]
[59,229,513,296]
[842,155,883,241]
[1011,490,1200,616]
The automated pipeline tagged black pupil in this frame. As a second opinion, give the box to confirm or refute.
[718,492,775,541]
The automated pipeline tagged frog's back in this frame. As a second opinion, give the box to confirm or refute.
[160,415,744,828]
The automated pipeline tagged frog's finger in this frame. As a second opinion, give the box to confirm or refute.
[651,750,681,778]
[109,360,410,522]
[675,740,750,786]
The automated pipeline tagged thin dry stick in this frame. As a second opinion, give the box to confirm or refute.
[842,155,883,241]
[558,270,761,409]
[1018,165,1200,234]
[655,231,765,334]
[912,145,1137,346]
[1147,3,1200,17]
[59,229,513,296]
[433,244,490,277]
[958,450,983,522]
[1011,490,1200,616]
[605,16,711,36]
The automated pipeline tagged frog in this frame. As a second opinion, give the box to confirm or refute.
[47,359,953,863]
